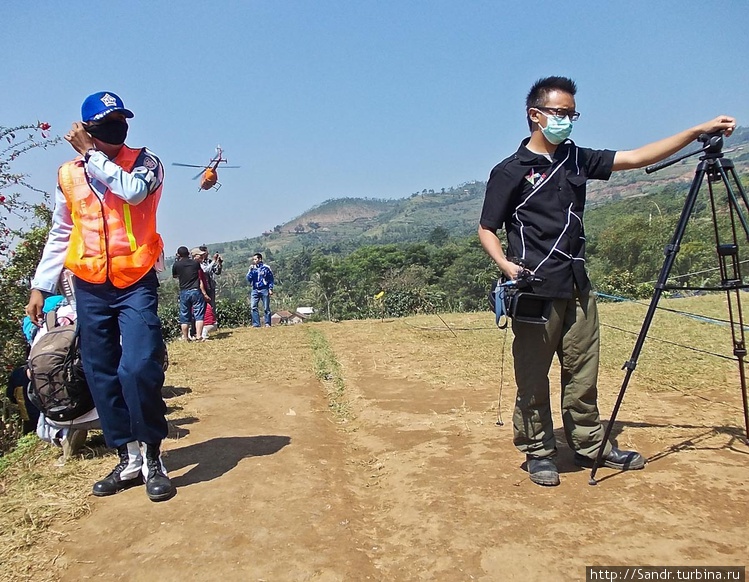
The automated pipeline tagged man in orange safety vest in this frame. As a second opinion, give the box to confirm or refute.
[26,91,174,502]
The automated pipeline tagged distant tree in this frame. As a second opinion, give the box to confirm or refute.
[376,264,445,317]
[439,237,496,312]
[277,247,316,296]
[294,224,305,234]
[306,272,336,321]
[273,224,282,233]
[428,226,450,247]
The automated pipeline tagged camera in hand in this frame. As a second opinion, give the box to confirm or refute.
[489,261,553,326]
[512,268,544,290]
[508,268,552,324]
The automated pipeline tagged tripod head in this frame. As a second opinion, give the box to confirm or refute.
[698,130,724,154]
[646,130,726,174]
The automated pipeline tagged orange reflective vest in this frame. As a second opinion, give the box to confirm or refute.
[58,145,164,289]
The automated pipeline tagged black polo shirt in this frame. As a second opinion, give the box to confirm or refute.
[480,138,616,299]
[172,258,202,291]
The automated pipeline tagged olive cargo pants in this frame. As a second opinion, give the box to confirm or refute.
[511,290,612,459]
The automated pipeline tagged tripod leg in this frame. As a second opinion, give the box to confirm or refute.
[724,164,749,241]
[724,282,749,442]
[709,157,749,441]
[716,218,749,442]
[589,166,707,485]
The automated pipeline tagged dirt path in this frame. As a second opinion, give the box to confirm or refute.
[53,311,749,581]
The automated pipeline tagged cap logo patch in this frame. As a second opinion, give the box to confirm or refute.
[100,93,118,107]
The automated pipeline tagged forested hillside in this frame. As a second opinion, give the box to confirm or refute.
[158,129,749,321]
[207,128,749,261]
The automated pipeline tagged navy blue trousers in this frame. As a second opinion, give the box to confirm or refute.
[75,270,167,448]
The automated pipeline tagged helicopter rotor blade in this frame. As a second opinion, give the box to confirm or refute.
[191,170,204,180]
[172,163,206,168]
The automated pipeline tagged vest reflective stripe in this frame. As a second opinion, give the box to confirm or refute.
[59,145,164,288]
[121,204,138,252]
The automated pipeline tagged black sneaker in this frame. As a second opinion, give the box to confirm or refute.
[92,442,144,496]
[574,447,646,470]
[526,455,560,486]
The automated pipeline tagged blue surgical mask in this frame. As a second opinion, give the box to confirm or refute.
[538,111,573,145]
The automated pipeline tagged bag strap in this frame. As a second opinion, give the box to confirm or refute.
[60,323,83,383]
[67,322,81,359]
[493,281,509,329]
[44,309,57,331]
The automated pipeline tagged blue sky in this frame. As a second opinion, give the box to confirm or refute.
[4,0,748,254]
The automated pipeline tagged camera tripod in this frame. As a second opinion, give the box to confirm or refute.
[589,131,749,485]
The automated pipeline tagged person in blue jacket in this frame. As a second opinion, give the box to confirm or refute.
[246,253,274,327]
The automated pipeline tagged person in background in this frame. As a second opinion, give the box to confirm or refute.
[197,245,223,306]
[6,364,39,435]
[25,91,174,501]
[478,75,736,487]
[21,293,95,461]
[173,246,206,342]
[201,301,218,339]
[246,252,274,328]
[192,247,214,340]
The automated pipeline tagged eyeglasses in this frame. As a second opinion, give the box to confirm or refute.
[534,107,580,122]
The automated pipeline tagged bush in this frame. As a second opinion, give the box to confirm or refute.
[215,297,251,328]
[595,270,655,300]
[158,300,181,342]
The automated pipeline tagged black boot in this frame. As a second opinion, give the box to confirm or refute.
[142,442,175,502]
[574,447,646,470]
[526,455,560,487]
[92,442,143,496]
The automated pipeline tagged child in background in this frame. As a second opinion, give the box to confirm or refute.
[202,301,218,339]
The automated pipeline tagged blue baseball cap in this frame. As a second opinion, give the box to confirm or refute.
[81,91,134,122]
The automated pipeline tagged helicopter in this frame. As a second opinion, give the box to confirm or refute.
[172,145,240,191]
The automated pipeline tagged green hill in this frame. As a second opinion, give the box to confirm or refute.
[199,128,749,274]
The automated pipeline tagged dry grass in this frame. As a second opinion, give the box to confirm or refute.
[598,293,742,395]
[0,293,745,581]
[0,435,108,582]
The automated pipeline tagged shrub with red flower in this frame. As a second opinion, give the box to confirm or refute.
[0,123,60,435]
[38,121,51,138]
[1,122,60,259]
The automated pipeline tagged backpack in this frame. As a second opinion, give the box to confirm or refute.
[27,310,95,422]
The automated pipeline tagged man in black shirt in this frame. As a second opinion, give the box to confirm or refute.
[478,76,736,486]
[172,246,207,341]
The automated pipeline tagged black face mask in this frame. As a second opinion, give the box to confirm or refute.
[86,119,128,145]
